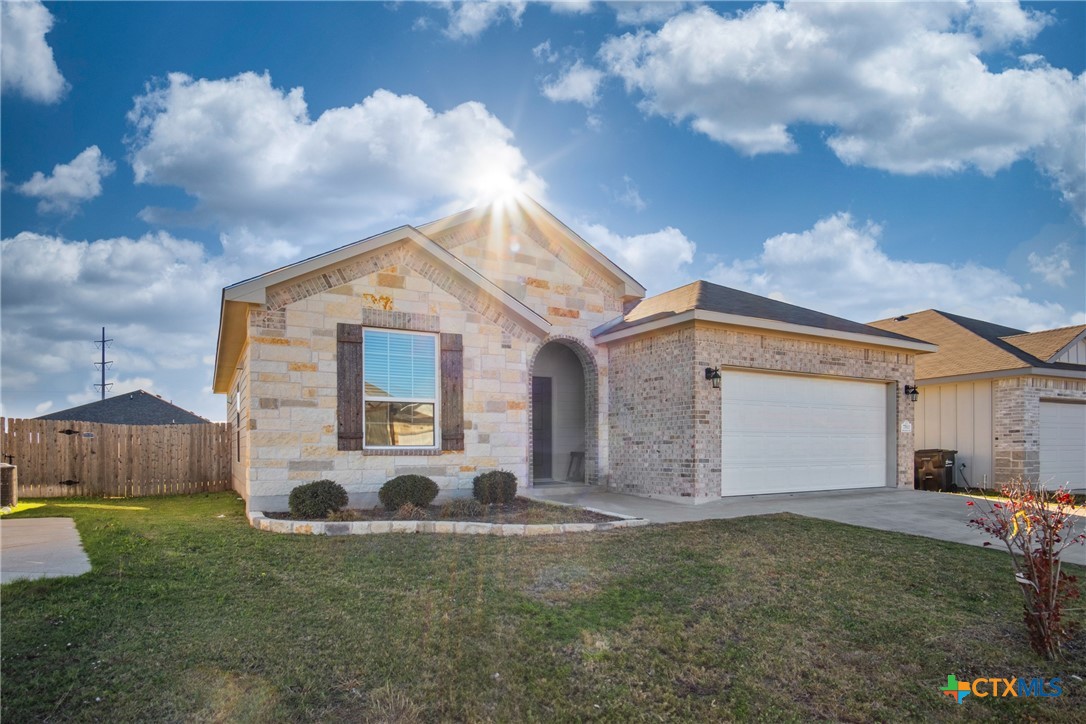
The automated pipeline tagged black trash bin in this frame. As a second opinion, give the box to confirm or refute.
[914,449,956,491]
[0,463,16,508]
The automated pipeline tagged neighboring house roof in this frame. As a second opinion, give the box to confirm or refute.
[867,310,1086,381]
[592,280,936,352]
[1002,325,1086,362]
[37,390,211,425]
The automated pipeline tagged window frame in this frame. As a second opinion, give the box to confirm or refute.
[361,327,441,451]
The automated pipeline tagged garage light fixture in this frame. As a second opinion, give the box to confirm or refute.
[705,367,722,389]
[904,384,920,402]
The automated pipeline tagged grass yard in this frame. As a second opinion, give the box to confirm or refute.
[1,493,1083,722]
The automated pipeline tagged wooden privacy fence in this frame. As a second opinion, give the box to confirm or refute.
[0,418,230,498]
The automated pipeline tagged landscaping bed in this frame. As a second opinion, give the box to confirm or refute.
[264,496,621,524]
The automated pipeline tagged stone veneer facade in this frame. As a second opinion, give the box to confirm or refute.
[992,375,1086,485]
[229,218,624,511]
[608,322,918,502]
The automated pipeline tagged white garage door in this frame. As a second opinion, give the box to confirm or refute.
[1040,401,1086,489]
[722,370,890,496]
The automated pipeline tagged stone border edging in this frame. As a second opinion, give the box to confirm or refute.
[246,503,648,536]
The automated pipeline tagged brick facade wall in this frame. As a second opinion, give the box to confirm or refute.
[607,322,918,502]
[993,376,1086,484]
[606,326,699,499]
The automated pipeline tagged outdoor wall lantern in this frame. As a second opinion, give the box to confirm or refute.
[904,384,920,402]
[705,367,722,389]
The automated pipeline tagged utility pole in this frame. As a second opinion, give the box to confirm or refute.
[93,327,113,400]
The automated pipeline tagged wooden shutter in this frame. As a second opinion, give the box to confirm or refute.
[337,323,364,451]
[440,333,464,451]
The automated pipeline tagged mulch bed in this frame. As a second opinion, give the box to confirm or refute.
[265,497,623,524]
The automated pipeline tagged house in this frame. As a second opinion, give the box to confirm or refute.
[213,197,934,512]
[867,311,1086,489]
[37,390,211,426]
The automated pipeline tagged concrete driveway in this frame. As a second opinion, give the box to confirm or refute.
[1,518,92,583]
[528,485,1086,552]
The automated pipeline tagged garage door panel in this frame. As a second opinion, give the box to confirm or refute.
[1040,402,1085,488]
[722,371,889,496]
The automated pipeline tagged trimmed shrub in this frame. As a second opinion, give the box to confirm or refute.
[288,479,348,519]
[379,475,439,511]
[472,470,518,504]
[393,503,429,520]
[441,498,484,519]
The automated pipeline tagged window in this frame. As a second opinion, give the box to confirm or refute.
[336,323,462,453]
[362,329,438,448]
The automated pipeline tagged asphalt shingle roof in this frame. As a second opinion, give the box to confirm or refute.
[37,390,211,425]
[867,311,1086,380]
[595,280,923,343]
[1002,325,1086,362]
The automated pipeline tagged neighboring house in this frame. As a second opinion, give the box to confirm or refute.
[37,390,211,425]
[214,197,933,511]
[868,311,1086,489]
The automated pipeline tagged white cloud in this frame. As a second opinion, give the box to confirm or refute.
[0,0,68,103]
[550,1,594,15]
[126,72,544,260]
[0,231,232,421]
[606,175,646,211]
[599,2,1086,222]
[1027,243,1073,287]
[441,0,526,40]
[579,222,694,295]
[541,60,605,106]
[33,401,53,415]
[966,1,1050,51]
[16,146,115,214]
[707,212,1080,331]
[532,39,558,63]
[608,2,694,26]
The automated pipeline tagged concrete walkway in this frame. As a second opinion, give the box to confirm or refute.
[1,518,92,583]
[528,485,1086,552]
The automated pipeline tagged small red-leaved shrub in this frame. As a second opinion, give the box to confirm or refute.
[966,479,1085,659]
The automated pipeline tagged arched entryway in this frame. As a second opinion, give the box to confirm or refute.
[528,338,598,486]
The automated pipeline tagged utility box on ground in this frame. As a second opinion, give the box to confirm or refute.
[914,449,956,491]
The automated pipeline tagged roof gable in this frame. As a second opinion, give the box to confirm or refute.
[37,390,211,425]
[1002,325,1086,362]
[214,213,556,393]
[419,195,646,303]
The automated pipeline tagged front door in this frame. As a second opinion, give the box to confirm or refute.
[532,376,552,480]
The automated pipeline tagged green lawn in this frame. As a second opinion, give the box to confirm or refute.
[1,493,1082,722]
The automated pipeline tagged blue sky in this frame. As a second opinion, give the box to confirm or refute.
[2,1,1084,422]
